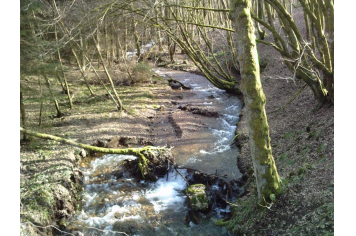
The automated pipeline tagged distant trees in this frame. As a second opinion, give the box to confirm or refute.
[20,0,334,123]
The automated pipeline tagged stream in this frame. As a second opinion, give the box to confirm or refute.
[66,69,242,236]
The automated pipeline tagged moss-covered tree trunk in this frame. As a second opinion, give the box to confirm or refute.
[231,0,281,203]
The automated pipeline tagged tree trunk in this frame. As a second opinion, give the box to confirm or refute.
[231,0,281,203]
[256,0,267,39]
[84,53,121,109]
[38,77,43,126]
[94,37,124,112]
[72,48,95,97]
[43,75,64,118]
[55,24,73,109]
[132,19,142,61]
[20,92,29,141]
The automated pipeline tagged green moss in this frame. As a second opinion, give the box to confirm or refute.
[297,167,306,175]
[185,184,205,194]
[215,219,228,226]
[308,128,322,140]
[185,184,209,210]
[136,151,150,179]
[306,163,313,169]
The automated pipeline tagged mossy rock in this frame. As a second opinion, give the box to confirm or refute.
[185,184,209,211]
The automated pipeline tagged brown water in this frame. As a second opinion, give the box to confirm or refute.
[65,69,242,236]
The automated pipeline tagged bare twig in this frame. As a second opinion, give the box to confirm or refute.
[21,222,76,236]
[167,159,189,185]
[21,221,129,235]
[270,83,308,119]
[223,198,239,207]
[83,226,129,235]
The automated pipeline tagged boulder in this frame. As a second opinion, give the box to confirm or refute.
[185,184,209,211]
[79,149,87,158]
[169,81,182,90]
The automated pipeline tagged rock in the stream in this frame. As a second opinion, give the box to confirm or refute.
[178,104,219,117]
[185,184,209,211]
[169,81,182,90]
[181,82,192,90]
[79,149,87,158]
[112,169,124,179]
[92,139,107,147]
[93,136,153,149]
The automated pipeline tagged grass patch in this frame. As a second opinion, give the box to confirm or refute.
[308,128,322,140]
[226,195,260,235]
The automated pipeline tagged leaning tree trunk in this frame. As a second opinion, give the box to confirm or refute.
[231,0,281,203]
[94,37,124,112]
[43,75,64,118]
[55,24,73,109]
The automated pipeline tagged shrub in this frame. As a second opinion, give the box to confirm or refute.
[132,62,152,83]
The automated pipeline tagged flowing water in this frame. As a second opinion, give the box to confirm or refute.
[66,69,242,236]
[154,69,243,180]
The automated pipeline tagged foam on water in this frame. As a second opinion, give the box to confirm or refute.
[186,156,201,163]
[146,169,188,213]
[72,154,190,234]
[88,154,137,174]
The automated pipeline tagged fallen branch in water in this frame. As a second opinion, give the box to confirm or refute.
[20,127,170,179]
[167,159,189,185]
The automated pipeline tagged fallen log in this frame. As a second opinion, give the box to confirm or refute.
[20,127,171,180]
